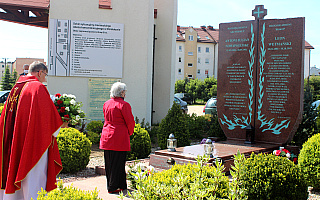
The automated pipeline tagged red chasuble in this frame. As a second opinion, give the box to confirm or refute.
[0,76,63,194]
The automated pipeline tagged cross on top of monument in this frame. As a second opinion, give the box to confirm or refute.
[252,5,267,20]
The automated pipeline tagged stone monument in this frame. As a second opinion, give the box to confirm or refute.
[150,5,304,171]
[217,5,304,145]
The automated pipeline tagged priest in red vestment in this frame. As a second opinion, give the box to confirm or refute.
[0,61,63,200]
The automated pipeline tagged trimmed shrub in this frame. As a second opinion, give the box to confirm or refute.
[157,102,190,149]
[86,131,101,144]
[239,153,308,200]
[36,180,101,199]
[130,156,229,199]
[57,128,92,173]
[127,124,151,161]
[186,113,207,139]
[86,120,103,134]
[298,133,320,190]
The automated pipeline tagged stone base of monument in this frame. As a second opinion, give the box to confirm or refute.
[149,140,279,173]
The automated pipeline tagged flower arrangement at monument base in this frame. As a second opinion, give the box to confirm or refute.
[273,147,298,164]
[54,93,86,126]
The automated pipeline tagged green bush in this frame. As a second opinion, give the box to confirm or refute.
[205,110,226,140]
[86,131,101,144]
[127,124,151,161]
[298,133,320,190]
[86,120,103,134]
[130,156,229,199]
[157,102,190,149]
[57,128,92,173]
[186,113,207,139]
[239,153,308,200]
[36,180,101,199]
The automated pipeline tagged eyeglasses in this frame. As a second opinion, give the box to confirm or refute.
[37,71,48,76]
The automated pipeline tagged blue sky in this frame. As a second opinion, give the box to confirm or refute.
[177,0,319,68]
[0,0,319,68]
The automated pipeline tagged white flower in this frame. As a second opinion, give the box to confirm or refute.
[67,94,76,99]
[76,115,80,120]
[65,107,70,111]
[286,153,291,158]
[77,109,81,113]
[62,93,67,97]
[70,99,76,105]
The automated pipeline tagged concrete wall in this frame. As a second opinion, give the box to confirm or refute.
[48,0,155,123]
[48,0,177,124]
[153,0,177,123]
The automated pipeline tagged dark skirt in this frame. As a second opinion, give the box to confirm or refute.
[104,150,127,192]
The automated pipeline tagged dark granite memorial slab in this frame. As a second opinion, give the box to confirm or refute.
[217,15,305,145]
[149,141,278,172]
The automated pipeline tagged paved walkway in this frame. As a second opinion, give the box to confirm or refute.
[64,176,132,200]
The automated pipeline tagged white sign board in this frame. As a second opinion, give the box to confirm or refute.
[48,19,124,78]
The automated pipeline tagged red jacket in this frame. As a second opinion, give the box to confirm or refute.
[100,97,135,151]
[0,76,63,194]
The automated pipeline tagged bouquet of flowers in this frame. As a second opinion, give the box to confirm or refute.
[53,93,86,126]
[273,147,298,164]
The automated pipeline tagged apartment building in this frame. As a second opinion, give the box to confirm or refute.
[176,25,314,81]
[0,61,13,77]
[176,25,219,81]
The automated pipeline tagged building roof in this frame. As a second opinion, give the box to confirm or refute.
[0,0,49,28]
[177,25,219,43]
[0,0,113,27]
[305,41,314,49]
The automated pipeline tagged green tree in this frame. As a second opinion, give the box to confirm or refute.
[308,76,320,101]
[291,84,318,147]
[175,79,185,93]
[186,78,204,103]
[9,70,18,88]
[157,102,189,149]
[202,76,217,102]
[174,77,189,93]
[1,67,12,90]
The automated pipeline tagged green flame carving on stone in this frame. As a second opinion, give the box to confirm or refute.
[220,24,254,130]
[256,23,290,134]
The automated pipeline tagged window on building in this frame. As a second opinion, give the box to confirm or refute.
[188,74,193,78]
[189,35,194,41]
[197,35,201,39]
[179,46,182,52]
[206,47,210,53]
[188,63,193,67]
[179,57,182,62]
[188,52,193,56]
[1,65,4,68]
[205,36,210,40]
[197,69,201,74]
[178,68,182,74]
[205,70,209,75]
[198,58,201,64]
[198,47,201,53]
[205,59,209,64]
[176,34,180,38]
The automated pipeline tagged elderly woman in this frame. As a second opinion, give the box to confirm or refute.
[100,82,135,193]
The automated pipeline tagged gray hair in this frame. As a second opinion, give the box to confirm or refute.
[110,82,127,98]
[23,64,29,70]
[29,61,47,73]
